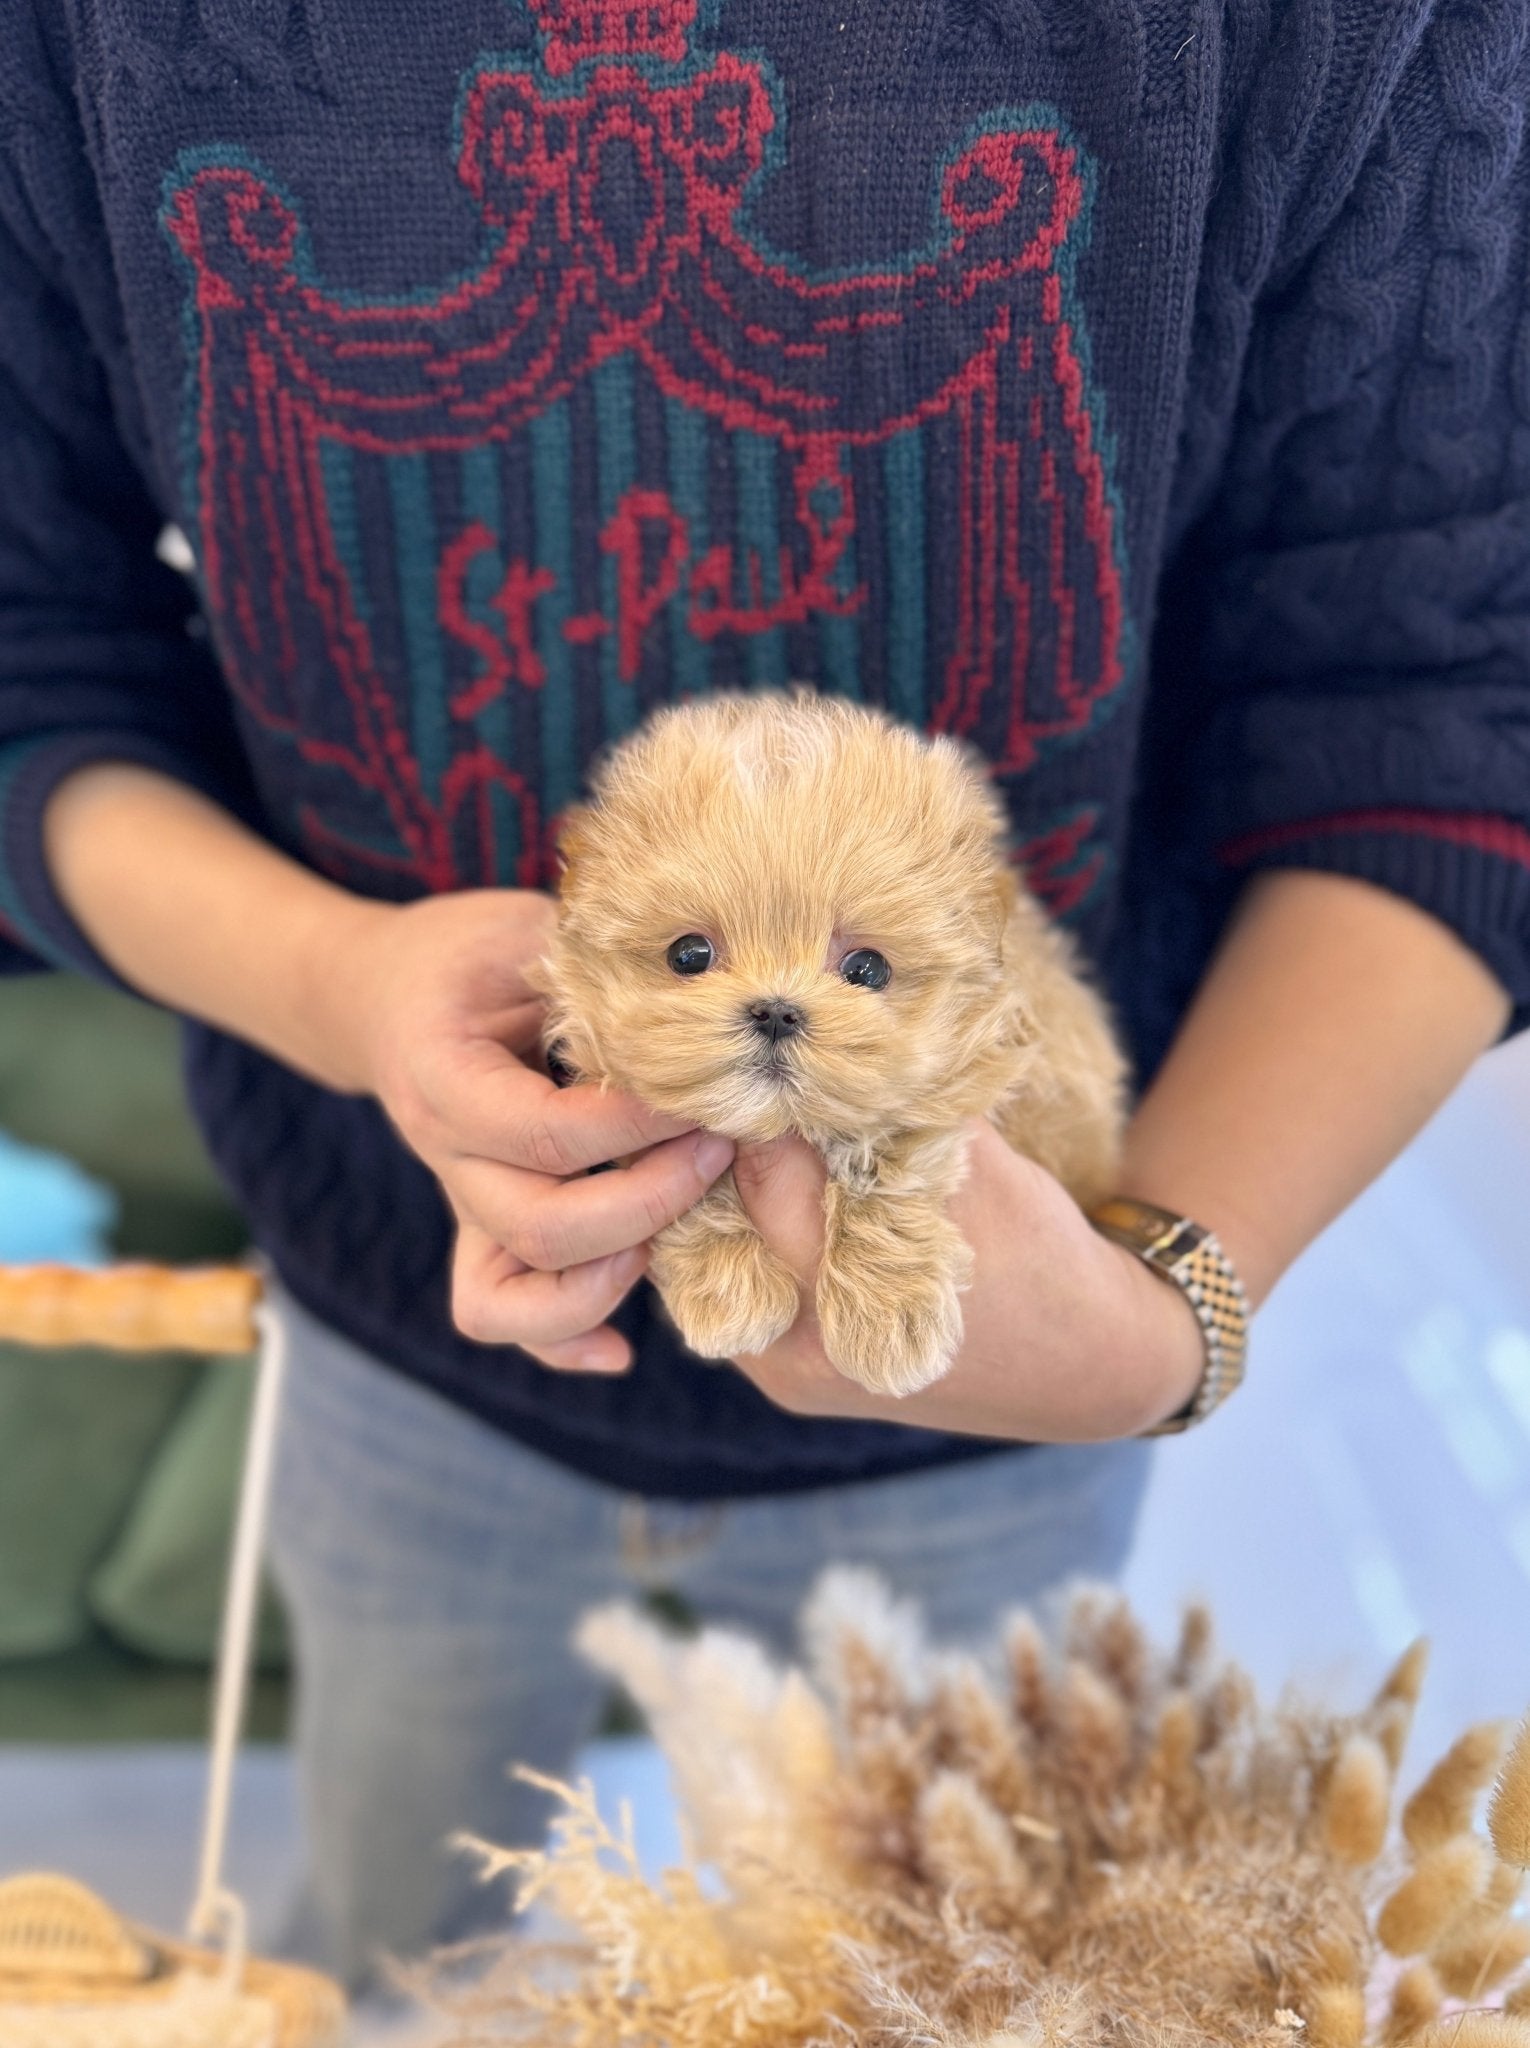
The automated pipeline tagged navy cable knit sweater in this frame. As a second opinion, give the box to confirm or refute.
[2,0,1527,1496]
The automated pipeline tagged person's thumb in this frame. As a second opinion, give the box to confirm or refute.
[730,1135,827,1287]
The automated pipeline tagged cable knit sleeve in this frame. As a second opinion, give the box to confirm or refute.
[1187,3,1530,1025]
[0,88,253,983]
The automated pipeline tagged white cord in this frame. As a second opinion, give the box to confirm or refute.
[187,1295,289,1970]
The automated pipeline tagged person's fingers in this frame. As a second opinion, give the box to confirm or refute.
[435,1048,698,1175]
[449,1222,641,1368]
[448,1129,735,1271]
[523,1326,633,1373]
[730,1135,829,1286]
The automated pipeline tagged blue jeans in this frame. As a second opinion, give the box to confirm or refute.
[264,1282,1152,1986]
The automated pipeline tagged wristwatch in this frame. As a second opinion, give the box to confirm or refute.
[1087,1196,1250,1435]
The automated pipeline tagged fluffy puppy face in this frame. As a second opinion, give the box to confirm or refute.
[542,693,1032,1146]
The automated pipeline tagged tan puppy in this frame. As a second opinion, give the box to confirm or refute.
[538,691,1127,1396]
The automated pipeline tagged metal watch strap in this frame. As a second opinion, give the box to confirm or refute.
[1088,1196,1250,1436]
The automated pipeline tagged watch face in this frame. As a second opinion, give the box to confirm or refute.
[1091,1200,1249,1434]
[1094,1199,1193,1262]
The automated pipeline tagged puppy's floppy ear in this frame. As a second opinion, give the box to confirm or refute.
[553,803,591,898]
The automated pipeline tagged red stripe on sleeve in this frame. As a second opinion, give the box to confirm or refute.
[1220,809,1530,871]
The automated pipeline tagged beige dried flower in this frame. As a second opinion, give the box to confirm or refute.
[930,1657,1037,1824]
[1377,1836,1489,1955]
[1321,1733,1392,1865]
[1371,1641,1430,1770]
[430,1581,1530,2048]
[1053,1657,1131,1808]
[1170,1600,1214,1688]
[1375,1638,1431,1712]
[1064,1587,1152,1716]
[1411,2019,1530,2048]
[1431,1915,1530,1996]
[1381,1959,1441,2043]
[1483,1860,1526,1915]
[1006,1613,1053,1737]
[1489,1716,1530,1869]
[1304,1981,1366,2047]
[918,1771,1035,1926]
[1403,1722,1510,1855]
[1142,1688,1200,1827]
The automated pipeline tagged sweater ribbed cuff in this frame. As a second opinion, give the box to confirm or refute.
[0,729,229,987]
[1218,808,1530,1036]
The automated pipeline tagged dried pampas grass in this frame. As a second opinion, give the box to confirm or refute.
[435,1573,1530,2047]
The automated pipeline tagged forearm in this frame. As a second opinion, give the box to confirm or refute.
[43,761,384,1093]
[1117,869,1511,1307]
[734,868,1511,1440]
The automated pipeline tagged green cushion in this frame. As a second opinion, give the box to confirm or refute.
[0,975,246,1261]
[0,1346,196,1659]
[89,1358,288,1670]
[0,969,258,1674]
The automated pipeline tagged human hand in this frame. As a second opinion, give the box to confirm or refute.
[322,890,735,1370]
[724,1119,1205,1441]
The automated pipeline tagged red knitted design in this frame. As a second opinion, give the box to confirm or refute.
[529,0,698,75]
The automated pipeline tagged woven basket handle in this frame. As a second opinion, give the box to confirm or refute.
[0,1263,261,1355]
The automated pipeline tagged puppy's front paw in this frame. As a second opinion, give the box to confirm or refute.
[816,1261,965,1397]
[651,1218,801,1360]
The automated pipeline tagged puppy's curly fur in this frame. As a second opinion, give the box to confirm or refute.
[538,691,1127,1395]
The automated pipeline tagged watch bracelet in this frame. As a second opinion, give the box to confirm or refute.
[1087,1197,1250,1436]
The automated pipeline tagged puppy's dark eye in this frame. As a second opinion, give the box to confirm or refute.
[666,934,715,976]
[841,948,892,990]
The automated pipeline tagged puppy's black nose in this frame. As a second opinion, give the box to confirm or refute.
[747,997,806,1043]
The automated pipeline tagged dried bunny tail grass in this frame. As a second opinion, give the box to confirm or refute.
[802,1566,928,1728]
[1304,1980,1366,2047]
[1411,2021,1530,2048]
[1371,1640,1432,1770]
[1062,1585,1153,1714]
[1170,1600,1215,1689]
[1006,1613,1055,1736]
[575,1603,841,1875]
[1508,1977,1530,2018]
[1309,1928,1368,1993]
[1051,1657,1133,1813]
[1429,1859,1528,2000]
[822,1717,933,1887]
[1375,1638,1431,1713]
[1372,1699,1420,1780]
[917,1771,1038,1925]
[574,1599,687,1711]
[1489,1717,1530,1869]
[929,1657,1040,1822]
[1381,1960,1442,2043]
[1141,1688,1203,1831]
[576,1601,799,1761]
[1198,1661,1258,1754]
[1483,1860,1527,1915]
[1244,1717,1324,1840]
[1320,1733,1392,1865]
[1404,1723,1512,1856]
[1431,1917,1530,1997]
[1377,1836,1490,1956]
